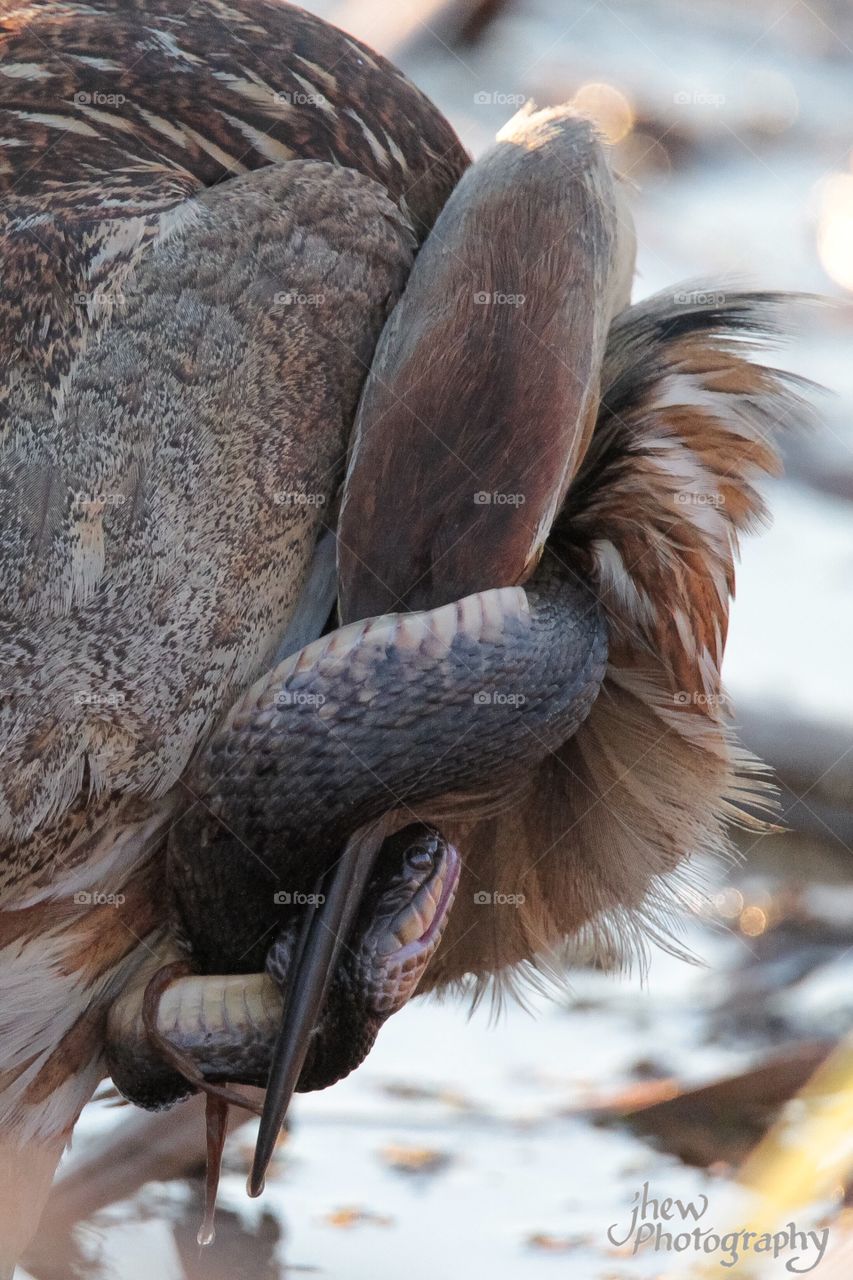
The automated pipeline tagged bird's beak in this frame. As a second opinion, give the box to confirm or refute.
[249,819,392,1196]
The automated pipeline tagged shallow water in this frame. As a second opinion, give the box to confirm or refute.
[42,885,849,1279]
[46,910,746,1279]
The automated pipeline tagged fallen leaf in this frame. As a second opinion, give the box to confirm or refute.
[525,1232,587,1253]
[324,1206,393,1229]
[379,1143,452,1174]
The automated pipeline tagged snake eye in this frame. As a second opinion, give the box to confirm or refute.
[405,837,438,871]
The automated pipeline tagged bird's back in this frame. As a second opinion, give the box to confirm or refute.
[0,0,466,1171]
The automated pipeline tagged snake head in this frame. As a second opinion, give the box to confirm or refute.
[356,826,461,1015]
[265,825,460,1093]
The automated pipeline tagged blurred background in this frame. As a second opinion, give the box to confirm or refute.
[24,1,853,1276]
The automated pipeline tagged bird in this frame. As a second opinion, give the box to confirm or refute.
[0,0,810,1270]
[103,102,806,1206]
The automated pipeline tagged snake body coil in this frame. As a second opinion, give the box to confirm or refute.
[168,561,607,974]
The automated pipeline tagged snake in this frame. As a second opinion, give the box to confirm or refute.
[105,563,607,1104]
[106,825,460,1105]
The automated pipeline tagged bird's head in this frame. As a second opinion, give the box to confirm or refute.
[338,104,635,619]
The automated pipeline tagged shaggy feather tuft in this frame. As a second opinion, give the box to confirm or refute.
[421,290,812,1000]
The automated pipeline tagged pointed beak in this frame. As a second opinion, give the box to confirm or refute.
[248,820,391,1196]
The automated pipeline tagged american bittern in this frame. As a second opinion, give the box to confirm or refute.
[0,0,805,1268]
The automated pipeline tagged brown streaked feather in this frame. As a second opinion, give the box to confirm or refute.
[0,0,468,236]
[0,829,171,1141]
[558,289,810,705]
[0,162,415,855]
[421,291,811,998]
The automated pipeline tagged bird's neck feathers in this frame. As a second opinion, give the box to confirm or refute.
[424,291,811,1005]
[556,288,798,693]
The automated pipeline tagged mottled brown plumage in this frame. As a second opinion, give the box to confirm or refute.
[0,1,468,1264]
[0,0,465,225]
